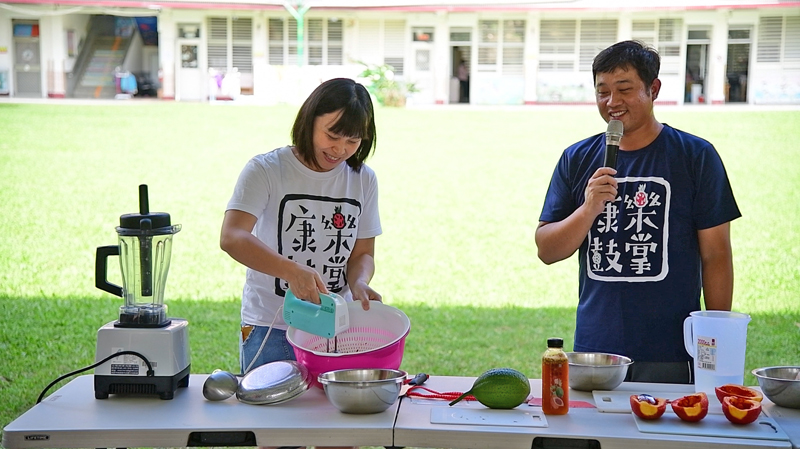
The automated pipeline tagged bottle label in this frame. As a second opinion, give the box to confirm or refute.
[546,362,567,410]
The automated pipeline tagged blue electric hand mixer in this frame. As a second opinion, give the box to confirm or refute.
[283,289,350,352]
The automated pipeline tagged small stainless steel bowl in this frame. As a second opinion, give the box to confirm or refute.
[567,352,633,391]
[318,368,407,414]
[752,366,800,409]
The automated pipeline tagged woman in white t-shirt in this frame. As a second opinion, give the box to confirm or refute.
[220,78,382,378]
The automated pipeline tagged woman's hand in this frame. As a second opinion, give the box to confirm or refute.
[285,262,328,304]
[350,280,382,310]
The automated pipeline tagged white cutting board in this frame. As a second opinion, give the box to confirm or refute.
[634,412,790,441]
[430,407,548,428]
[593,389,724,414]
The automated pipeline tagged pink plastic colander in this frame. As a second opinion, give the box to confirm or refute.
[287,301,410,388]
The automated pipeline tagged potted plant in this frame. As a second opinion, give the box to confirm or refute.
[357,61,418,107]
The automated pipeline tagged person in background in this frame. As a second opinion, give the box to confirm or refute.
[535,40,741,383]
[220,77,382,449]
[457,59,470,103]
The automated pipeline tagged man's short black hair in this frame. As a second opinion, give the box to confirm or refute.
[592,40,661,88]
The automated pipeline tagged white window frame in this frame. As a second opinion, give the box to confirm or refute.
[207,16,253,74]
[477,19,526,75]
[631,18,682,75]
[268,16,344,66]
[757,15,800,64]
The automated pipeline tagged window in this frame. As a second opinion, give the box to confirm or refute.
[207,17,252,73]
[760,15,800,63]
[385,20,405,75]
[328,19,343,65]
[208,17,228,71]
[503,20,525,75]
[539,19,619,73]
[657,19,682,57]
[579,19,617,71]
[786,16,800,61]
[178,23,199,39]
[268,17,343,66]
[630,18,682,74]
[232,18,253,73]
[412,27,434,42]
[478,19,526,75]
[757,17,783,62]
[539,20,576,72]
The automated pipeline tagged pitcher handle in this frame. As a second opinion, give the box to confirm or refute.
[96,245,122,297]
[683,316,695,357]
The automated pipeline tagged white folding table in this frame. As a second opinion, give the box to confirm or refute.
[4,374,799,449]
[2,374,396,449]
[394,376,799,449]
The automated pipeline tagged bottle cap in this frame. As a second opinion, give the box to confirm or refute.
[547,337,564,348]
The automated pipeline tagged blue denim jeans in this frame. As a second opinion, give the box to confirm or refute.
[240,324,297,374]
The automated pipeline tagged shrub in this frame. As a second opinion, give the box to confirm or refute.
[357,61,418,107]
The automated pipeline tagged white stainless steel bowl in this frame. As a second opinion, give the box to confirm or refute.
[318,368,406,414]
[567,352,633,391]
[752,366,800,409]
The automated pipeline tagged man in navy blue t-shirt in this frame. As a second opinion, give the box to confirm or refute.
[536,40,741,384]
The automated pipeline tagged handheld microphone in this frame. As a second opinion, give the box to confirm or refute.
[604,120,623,169]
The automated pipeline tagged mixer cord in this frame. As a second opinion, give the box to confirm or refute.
[243,305,284,374]
[36,350,154,404]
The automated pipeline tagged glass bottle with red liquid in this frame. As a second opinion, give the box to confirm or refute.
[542,337,569,415]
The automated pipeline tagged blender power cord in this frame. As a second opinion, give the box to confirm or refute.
[36,350,154,404]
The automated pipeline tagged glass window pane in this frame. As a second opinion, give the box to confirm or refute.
[480,20,498,43]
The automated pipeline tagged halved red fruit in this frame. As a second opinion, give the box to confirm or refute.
[671,392,709,422]
[722,396,762,425]
[630,394,667,420]
[715,384,763,403]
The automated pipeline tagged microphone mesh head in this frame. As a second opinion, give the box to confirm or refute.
[606,119,623,146]
[607,119,623,137]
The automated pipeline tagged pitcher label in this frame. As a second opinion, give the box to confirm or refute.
[696,336,717,371]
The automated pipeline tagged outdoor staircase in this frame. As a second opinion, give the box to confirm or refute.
[68,15,133,99]
[72,36,129,99]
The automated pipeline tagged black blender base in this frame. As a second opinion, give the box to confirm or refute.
[94,364,191,400]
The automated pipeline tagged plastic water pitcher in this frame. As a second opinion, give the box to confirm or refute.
[683,310,751,396]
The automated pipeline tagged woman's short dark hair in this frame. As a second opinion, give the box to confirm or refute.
[592,40,660,88]
[291,78,376,172]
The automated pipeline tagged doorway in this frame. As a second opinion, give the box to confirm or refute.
[12,20,42,97]
[685,27,711,104]
[726,28,751,103]
[176,39,203,101]
[451,46,471,104]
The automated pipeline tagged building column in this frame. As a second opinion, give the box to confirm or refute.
[157,9,176,100]
[433,10,448,104]
[43,15,66,98]
[708,9,730,105]
[523,12,539,104]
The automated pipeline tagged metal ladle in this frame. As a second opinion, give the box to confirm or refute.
[202,369,239,401]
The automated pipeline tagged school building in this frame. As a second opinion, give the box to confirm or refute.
[1,0,798,105]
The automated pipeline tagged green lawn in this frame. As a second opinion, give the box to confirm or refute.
[1,102,799,440]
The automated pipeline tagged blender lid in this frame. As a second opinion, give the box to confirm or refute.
[116,184,180,234]
[118,213,179,234]
[236,360,311,405]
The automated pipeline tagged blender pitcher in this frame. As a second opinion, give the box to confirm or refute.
[96,184,181,327]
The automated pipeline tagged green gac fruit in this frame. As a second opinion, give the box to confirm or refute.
[449,367,531,409]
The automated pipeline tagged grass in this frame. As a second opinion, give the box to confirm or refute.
[1,102,799,445]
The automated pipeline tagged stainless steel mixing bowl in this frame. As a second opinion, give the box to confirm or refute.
[752,366,800,409]
[567,352,633,391]
[318,368,406,414]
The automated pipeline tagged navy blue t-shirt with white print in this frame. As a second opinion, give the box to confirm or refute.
[539,124,741,363]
